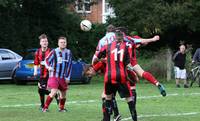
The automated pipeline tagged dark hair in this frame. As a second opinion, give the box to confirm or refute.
[106,24,115,32]
[115,30,124,37]
[38,34,47,40]
[115,27,128,34]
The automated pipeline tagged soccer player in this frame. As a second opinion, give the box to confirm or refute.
[88,27,166,121]
[117,28,166,98]
[42,36,72,112]
[92,24,121,121]
[96,30,135,121]
[34,34,59,110]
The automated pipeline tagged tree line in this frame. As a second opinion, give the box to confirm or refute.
[0,0,199,62]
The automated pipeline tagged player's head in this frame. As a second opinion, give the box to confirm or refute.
[106,24,115,32]
[115,30,124,42]
[39,34,48,48]
[115,27,128,35]
[58,36,67,50]
[179,44,186,53]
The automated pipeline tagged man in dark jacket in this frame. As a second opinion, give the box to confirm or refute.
[173,44,188,88]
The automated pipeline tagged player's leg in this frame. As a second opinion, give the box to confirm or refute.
[126,97,137,121]
[102,90,120,121]
[58,78,68,112]
[104,95,112,121]
[119,82,137,121]
[174,66,181,87]
[38,86,45,109]
[181,69,188,88]
[38,78,49,109]
[58,90,67,112]
[43,88,58,112]
[103,82,115,121]
[42,77,59,112]
[133,64,158,85]
[111,93,120,120]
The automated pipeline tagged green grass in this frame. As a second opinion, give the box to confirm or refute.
[0,77,200,121]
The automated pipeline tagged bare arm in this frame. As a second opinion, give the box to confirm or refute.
[140,35,160,44]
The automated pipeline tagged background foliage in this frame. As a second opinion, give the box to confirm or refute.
[0,0,200,62]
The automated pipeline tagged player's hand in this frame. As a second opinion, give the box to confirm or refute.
[152,35,160,42]
[83,65,96,77]
[48,67,54,71]
[38,82,41,88]
[157,83,166,97]
[65,79,70,84]
[33,71,37,76]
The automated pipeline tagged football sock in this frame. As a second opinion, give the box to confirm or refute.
[104,100,112,121]
[111,96,119,117]
[59,98,66,110]
[102,98,107,120]
[44,95,53,109]
[38,88,45,108]
[142,72,158,85]
[128,101,137,121]
[131,89,137,105]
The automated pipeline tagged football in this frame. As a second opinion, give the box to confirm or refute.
[80,20,92,31]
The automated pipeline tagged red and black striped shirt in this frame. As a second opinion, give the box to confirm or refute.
[34,48,51,79]
[97,41,133,84]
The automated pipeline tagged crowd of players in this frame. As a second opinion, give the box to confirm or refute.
[33,25,166,121]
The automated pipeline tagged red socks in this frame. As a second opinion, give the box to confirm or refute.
[142,72,158,85]
[44,96,53,109]
[59,98,66,110]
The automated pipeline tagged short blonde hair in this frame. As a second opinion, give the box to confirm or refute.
[39,34,47,40]
[58,36,67,41]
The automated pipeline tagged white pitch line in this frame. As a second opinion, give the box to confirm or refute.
[121,112,200,121]
[1,92,200,108]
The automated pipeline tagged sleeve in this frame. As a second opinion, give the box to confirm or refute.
[65,50,72,80]
[96,45,107,59]
[193,48,200,62]
[34,50,39,65]
[172,51,180,61]
[125,36,142,44]
[92,61,105,72]
[126,42,133,65]
[92,38,104,64]
[45,50,55,69]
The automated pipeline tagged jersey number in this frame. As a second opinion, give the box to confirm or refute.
[111,48,124,61]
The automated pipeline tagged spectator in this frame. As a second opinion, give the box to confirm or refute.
[192,48,200,63]
[173,44,188,88]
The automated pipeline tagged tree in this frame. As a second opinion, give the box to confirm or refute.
[108,0,200,49]
[0,0,106,61]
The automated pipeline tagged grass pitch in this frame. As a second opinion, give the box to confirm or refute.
[0,77,200,121]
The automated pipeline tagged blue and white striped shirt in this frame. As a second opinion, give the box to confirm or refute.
[45,48,72,80]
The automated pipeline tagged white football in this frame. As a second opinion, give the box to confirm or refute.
[80,20,92,31]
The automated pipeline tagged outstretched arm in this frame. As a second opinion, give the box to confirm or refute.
[140,35,160,44]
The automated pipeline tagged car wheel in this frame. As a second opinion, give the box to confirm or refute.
[82,77,91,84]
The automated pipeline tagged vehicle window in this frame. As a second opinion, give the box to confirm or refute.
[0,50,15,60]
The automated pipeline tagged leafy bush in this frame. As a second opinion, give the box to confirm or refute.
[138,48,173,81]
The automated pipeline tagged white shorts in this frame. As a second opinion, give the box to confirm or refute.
[174,66,186,79]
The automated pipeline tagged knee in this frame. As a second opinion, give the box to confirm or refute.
[126,97,133,102]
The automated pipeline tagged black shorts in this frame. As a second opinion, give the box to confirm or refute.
[104,82,132,98]
[39,78,48,90]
